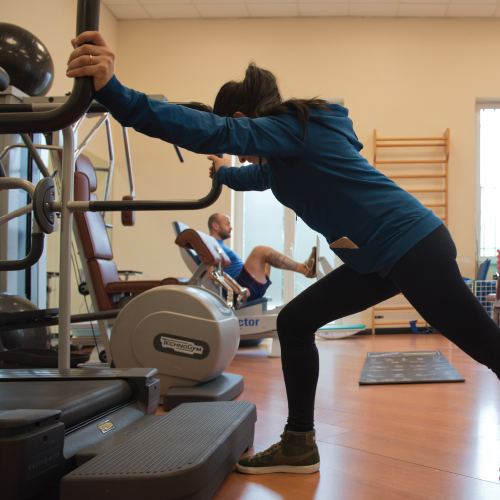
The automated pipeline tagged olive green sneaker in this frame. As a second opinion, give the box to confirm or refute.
[236,426,320,475]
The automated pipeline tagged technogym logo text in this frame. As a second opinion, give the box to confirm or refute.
[161,337,203,355]
[153,333,210,360]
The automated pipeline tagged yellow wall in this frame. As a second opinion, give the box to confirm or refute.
[111,17,500,286]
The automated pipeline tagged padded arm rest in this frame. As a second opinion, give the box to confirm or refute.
[486,294,498,302]
[175,229,231,268]
[106,280,162,293]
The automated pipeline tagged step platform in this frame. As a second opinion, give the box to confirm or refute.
[61,400,256,500]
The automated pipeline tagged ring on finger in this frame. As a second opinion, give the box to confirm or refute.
[90,54,93,65]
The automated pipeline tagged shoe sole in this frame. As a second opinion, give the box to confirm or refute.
[235,462,320,475]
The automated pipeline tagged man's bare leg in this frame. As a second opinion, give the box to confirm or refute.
[244,246,315,282]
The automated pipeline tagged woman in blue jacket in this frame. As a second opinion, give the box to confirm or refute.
[68,32,500,476]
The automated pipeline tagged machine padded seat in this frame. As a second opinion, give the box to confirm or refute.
[105,278,190,292]
[106,280,162,293]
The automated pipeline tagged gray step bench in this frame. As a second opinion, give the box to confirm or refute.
[61,401,256,500]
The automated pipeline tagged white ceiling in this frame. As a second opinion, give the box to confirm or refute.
[102,0,500,20]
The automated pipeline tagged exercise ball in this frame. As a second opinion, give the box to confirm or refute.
[0,293,51,350]
[0,23,54,96]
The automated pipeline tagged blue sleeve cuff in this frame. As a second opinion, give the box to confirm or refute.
[94,75,134,118]
[216,165,229,185]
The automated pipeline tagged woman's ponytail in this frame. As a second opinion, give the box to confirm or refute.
[214,63,329,139]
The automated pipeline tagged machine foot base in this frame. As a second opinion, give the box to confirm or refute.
[163,372,244,411]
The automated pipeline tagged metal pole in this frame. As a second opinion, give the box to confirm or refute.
[20,134,51,178]
[58,126,75,370]
[102,117,115,222]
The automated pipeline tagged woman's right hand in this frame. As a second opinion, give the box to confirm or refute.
[66,31,115,92]
[207,155,231,179]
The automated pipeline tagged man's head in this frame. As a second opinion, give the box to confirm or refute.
[208,213,232,240]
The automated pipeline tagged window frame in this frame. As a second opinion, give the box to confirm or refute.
[475,99,500,259]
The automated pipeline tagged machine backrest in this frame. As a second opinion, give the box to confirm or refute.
[73,154,122,312]
[175,229,231,268]
[173,222,218,294]
[173,221,202,271]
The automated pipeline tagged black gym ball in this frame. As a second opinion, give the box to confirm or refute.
[0,22,54,96]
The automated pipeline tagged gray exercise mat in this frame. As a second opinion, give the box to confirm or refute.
[359,350,465,385]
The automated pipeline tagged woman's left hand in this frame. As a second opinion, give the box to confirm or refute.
[66,31,115,91]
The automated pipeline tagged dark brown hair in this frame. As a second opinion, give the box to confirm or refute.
[213,63,329,139]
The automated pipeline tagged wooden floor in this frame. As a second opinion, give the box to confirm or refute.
[204,334,500,500]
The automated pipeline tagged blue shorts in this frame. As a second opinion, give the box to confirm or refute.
[236,265,272,299]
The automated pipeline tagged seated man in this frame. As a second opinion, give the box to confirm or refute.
[207,213,316,299]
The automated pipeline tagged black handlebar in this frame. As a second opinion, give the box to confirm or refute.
[88,172,223,212]
[0,0,100,134]
[83,103,223,212]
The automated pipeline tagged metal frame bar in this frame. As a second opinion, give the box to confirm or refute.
[58,126,76,369]
[0,203,33,226]
[0,143,62,161]
[102,117,115,222]
[74,113,109,160]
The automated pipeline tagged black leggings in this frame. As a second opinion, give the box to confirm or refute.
[277,224,500,432]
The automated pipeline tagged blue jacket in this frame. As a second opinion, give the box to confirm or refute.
[96,76,442,276]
